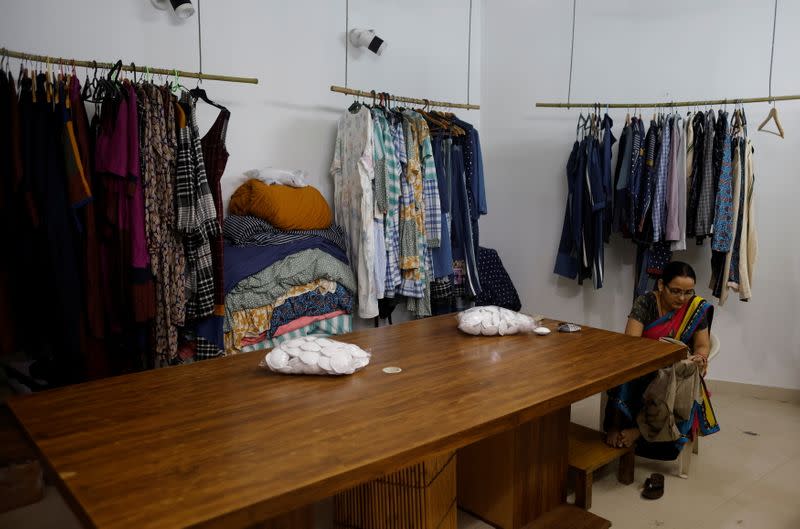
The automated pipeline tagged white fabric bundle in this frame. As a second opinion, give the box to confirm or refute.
[260,336,371,375]
[241,167,309,188]
[456,306,540,336]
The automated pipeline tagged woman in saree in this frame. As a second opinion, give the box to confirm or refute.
[604,261,720,460]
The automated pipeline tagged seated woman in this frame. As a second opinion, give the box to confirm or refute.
[604,261,720,460]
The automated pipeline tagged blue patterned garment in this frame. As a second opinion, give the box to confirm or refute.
[711,124,734,252]
[637,121,658,237]
[651,117,672,242]
[267,284,353,339]
[628,118,646,236]
[474,247,521,311]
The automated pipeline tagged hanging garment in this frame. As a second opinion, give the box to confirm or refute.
[726,138,756,302]
[736,139,757,300]
[636,119,658,242]
[450,142,480,295]
[396,114,424,299]
[554,140,584,280]
[200,106,231,314]
[686,112,706,238]
[176,92,221,321]
[651,116,672,243]
[330,106,379,318]
[403,112,435,317]
[431,135,454,278]
[373,110,402,296]
[586,132,606,288]
[600,114,616,243]
[452,116,487,262]
[138,85,187,365]
[628,117,646,237]
[666,116,686,246]
[727,139,746,290]
[694,110,717,241]
[717,137,742,305]
[25,74,86,382]
[613,118,633,236]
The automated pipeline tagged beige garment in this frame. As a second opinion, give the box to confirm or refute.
[737,139,757,300]
[637,359,701,443]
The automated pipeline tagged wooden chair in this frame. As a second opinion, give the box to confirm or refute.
[677,330,720,478]
[567,422,635,509]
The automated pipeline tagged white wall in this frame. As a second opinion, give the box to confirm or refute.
[1,0,480,207]
[481,0,800,389]
[1,0,481,328]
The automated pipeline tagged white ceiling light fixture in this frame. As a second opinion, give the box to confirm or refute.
[349,28,387,56]
[151,0,196,19]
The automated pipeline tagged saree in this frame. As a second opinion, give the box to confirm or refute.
[605,295,720,460]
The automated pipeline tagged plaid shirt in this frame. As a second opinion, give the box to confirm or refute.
[695,110,717,239]
[372,111,402,296]
[412,115,443,248]
[651,116,672,242]
[177,92,221,322]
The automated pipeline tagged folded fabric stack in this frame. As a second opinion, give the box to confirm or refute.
[200,177,355,355]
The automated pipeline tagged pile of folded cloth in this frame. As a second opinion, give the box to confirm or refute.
[197,168,356,356]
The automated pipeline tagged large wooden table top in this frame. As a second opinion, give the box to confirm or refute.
[6,315,685,529]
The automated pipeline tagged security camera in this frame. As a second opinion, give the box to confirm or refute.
[151,0,195,19]
[349,28,387,56]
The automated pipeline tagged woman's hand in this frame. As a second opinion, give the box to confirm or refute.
[690,354,708,375]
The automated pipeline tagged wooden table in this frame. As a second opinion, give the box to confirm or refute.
[4,315,685,529]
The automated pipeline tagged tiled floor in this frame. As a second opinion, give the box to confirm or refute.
[3,389,798,529]
[461,389,800,529]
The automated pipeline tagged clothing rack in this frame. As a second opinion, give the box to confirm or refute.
[330,85,479,110]
[1,47,259,85]
[535,94,800,109]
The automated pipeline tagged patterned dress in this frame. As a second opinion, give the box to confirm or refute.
[138,84,187,365]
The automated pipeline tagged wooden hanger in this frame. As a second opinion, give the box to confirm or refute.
[757,104,784,138]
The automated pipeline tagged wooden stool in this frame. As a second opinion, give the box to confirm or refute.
[568,423,634,509]
[521,504,611,529]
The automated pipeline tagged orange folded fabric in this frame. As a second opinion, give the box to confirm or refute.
[229,179,332,230]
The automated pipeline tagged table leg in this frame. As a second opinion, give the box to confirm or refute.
[456,406,570,529]
[333,451,457,529]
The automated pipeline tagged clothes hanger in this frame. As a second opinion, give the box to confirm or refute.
[575,111,586,140]
[169,68,189,94]
[82,60,96,100]
[757,100,784,138]
[190,77,227,112]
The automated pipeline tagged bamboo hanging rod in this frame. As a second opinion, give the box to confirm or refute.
[331,85,479,110]
[0,47,259,85]
[536,93,800,109]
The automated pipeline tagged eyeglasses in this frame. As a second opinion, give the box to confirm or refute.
[665,286,695,297]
